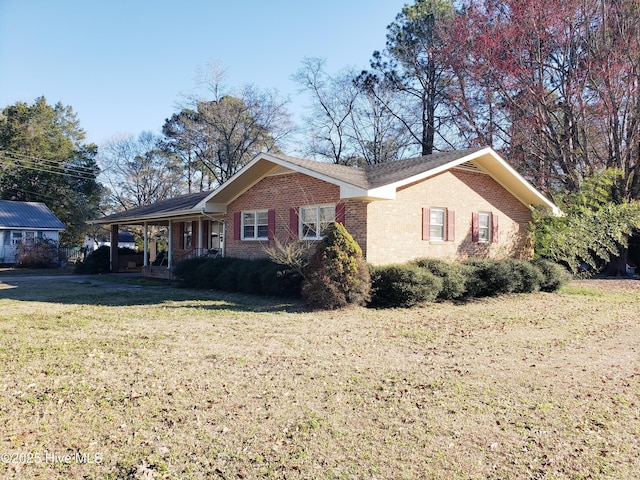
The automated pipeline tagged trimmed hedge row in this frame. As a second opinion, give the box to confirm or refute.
[172,257,303,298]
[173,256,570,308]
[369,258,570,308]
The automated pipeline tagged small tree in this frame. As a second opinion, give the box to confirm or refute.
[301,223,371,309]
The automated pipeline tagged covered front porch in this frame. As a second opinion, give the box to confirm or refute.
[88,190,228,278]
[104,216,225,279]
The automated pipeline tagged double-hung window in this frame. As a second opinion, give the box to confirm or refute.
[429,208,446,241]
[478,212,491,243]
[472,211,497,243]
[423,207,455,242]
[242,210,269,240]
[300,205,334,240]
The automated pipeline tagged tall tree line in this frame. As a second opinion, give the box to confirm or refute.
[298,0,640,204]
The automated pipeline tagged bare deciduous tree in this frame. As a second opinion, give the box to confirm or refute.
[99,131,185,212]
[169,63,294,186]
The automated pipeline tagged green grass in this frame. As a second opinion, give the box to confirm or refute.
[0,276,639,479]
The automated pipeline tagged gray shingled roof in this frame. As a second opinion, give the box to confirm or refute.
[268,149,482,189]
[0,200,66,230]
[364,148,483,188]
[93,149,485,223]
[98,190,213,221]
[271,154,370,189]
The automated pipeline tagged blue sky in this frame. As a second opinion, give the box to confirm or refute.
[0,0,409,149]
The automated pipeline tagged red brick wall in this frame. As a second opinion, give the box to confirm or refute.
[216,167,535,264]
[224,172,369,259]
[365,168,534,265]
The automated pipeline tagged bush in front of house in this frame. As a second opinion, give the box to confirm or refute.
[173,256,302,298]
[367,258,569,308]
[301,222,371,309]
[505,259,546,293]
[172,257,209,288]
[369,264,444,308]
[15,238,59,268]
[259,261,303,298]
[461,258,514,297]
[530,257,572,292]
[411,258,470,300]
[173,254,569,308]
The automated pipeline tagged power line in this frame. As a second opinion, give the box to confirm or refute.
[1,150,99,178]
[3,185,73,204]
[0,155,97,182]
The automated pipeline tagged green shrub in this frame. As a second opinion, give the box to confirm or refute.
[213,258,242,291]
[369,264,443,308]
[236,259,269,295]
[462,258,513,297]
[412,258,469,300]
[301,223,371,309]
[505,259,545,293]
[173,257,208,287]
[260,262,303,298]
[173,256,303,297]
[530,258,572,292]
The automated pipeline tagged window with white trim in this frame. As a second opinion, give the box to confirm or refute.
[429,208,446,241]
[478,212,491,243]
[300,205,334,240]
[242,210,269,240]
[11,232,23,245]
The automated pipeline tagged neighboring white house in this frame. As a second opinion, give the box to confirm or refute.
[0,200,66,264]
[83,231,137,251]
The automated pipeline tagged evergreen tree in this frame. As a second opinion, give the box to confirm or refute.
[301,222,371,309]
[0,97,102,244]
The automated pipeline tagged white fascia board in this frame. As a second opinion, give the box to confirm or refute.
[203,203,227,214]
[478,150,561,215]
[88,208,203,225]
[376,148,494,195]
[2,226,64,231]
[359,184,398,200]
[340,184,376,199]
[193,154,293,209]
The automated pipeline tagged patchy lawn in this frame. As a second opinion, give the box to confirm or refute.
[0,276,638,479]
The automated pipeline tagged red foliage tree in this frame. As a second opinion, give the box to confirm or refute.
[444,0,640,200]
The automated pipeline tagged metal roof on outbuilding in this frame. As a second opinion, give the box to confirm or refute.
[0,200,66,230]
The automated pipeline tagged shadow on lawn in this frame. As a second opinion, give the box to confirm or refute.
[0,274,306,313]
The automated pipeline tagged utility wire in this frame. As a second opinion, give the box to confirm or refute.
[1,150,99,177]
[0,155,97,182]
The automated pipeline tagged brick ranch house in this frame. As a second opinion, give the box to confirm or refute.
[90,147,559,277]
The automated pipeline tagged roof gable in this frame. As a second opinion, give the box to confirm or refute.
[90,147,559,224]
[0,200,66,230]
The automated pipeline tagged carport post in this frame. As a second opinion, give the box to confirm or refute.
[143,222,148,267]
[110,224,119,272]
[167,220,173,269]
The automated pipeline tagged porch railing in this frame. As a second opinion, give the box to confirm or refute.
[153,248,222,268]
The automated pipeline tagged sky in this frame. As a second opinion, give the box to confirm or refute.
[0,0,409,152]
